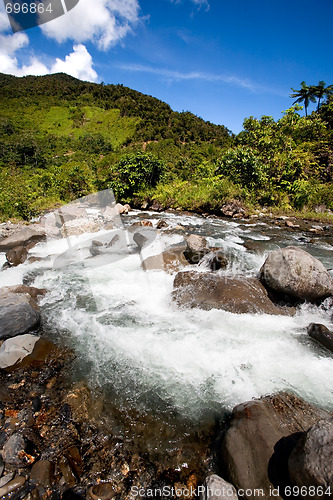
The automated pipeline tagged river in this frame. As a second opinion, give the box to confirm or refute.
[1,208,333,475]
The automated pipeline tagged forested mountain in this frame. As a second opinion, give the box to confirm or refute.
[0,73,332,220]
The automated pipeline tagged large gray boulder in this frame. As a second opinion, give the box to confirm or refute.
[0,226,46,252]
[0,286,43,340]
[288,417,333,496]
[172,271,292,315]
[220,393,331,500]
[260,246,333,302]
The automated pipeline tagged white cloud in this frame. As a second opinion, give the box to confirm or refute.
[41,0,140,50]
[51,44,98,81]
[0,31,98,82]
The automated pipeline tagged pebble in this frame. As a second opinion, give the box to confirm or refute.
[0,475,26,497]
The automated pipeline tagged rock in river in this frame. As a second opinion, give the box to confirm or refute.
[260,246,333,302]
[0,286,43,340]
[288,417,333,496]
[219,393,331,500]
[0,226,46,252]
[307,323,333,353]
[172,271,291,315]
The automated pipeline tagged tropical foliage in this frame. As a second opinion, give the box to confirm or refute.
[0,73,332,220]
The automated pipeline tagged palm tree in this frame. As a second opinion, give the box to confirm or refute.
[290,81,316,116]
[311,81,333,111]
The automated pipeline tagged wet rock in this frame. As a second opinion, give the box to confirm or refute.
[0,227,46,252]
[156,219,169,229]
[288,417,333,496]
[200,474,238,500]
[220,200,246,218]
[61,218,101,237]
[115,203,128,215]
[183,234,209,264]
[142,246,189,272]
[87,482,116,499]
[0,292,40,340]
[0,472,15,488]
[31,460,54,488]
[199,250,228,271]
[219,393,331,500]
[260,246,333,302]
[0,456,4,477]
[0,334,39,369]
[5,246,28,267]
[0,334,55,370]
[308,323,333,353]
[1,433,35,467]
[0,475,26,497]
[172,271,291,315]
[59,456,76,487]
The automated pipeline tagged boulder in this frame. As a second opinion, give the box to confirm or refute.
[288,417,333,496]
[61,218,101,237]
[5,246,28,267]
[260,246,333,302]
[184,234,210,264]
[0,334,38,369]
[0,334,55,370]
[142,246,189,272]
[115,203,128,214]
[172,271,291,315]
[0,227,46,252]
[220,393,331,500]
[200,474,238,500]
[0,286,43,340]
[307,323,333,353]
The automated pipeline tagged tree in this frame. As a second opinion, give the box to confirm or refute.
[311,81,333,111]
[290,81,316,116]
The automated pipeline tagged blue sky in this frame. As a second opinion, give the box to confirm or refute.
[0,0,332,133]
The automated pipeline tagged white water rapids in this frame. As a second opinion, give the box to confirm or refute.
[1,211,333,423]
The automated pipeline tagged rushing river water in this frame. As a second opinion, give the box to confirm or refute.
[1,210,333,471]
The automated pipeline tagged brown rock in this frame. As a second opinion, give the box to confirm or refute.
[5,246,28,266]
[0,227,46,252]
[220,393,332,500]
[30,460,54,488]
[172,271,292,315]
[308,323,333,353]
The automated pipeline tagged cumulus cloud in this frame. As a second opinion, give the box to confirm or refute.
[51,44,98,81]
[41,0,140,50]
[0,30,98,82]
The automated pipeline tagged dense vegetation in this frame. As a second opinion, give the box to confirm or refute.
[0,73,332,220]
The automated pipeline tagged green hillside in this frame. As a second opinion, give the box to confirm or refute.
[0,73,332,220]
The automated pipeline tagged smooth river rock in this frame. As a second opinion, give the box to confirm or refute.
[219,393,331,500]
[183,234,210,264]
[200,474,238,500]
[172,271,292,315]
[288,417,333,496]
[0,286,43,340]
[307,323,333,353]
[260,246,333,302]
[0,226,46,252]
